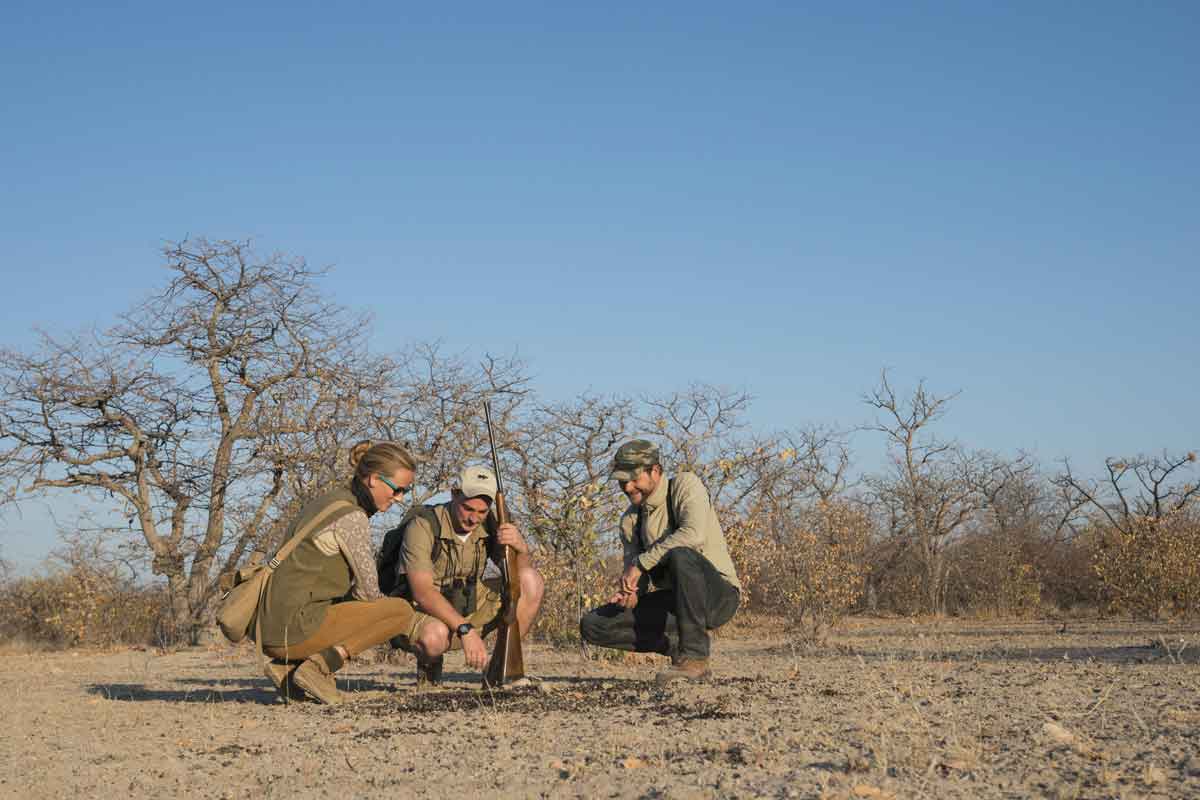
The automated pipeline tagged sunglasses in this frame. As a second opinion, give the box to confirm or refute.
[377,474,411,497]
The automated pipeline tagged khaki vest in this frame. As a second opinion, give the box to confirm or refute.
[258,485,365,646]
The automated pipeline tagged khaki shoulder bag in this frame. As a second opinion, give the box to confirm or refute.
[216,500,356,644]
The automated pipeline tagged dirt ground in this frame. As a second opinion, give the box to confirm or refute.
[4,618,1199,799]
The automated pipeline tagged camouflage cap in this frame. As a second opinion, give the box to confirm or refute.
[610,439,660,482]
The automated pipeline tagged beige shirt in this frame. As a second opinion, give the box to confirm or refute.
[619,471,741,591]
[400,503,493,589]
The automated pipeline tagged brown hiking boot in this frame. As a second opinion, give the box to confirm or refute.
[264,659,307,704]
[416,654,444,687]
[655,657,711,687]
[292,654,342,705]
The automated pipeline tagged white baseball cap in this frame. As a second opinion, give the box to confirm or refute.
[457,465,497,502]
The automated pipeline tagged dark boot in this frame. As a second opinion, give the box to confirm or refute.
[416,654,444,687]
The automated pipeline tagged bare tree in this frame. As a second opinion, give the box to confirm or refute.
[740,426,854,542]
[636,384,753,496]
[369,344,530,504]
[862,371,989,615]
[0,239,396,640]
[507,394,632,645]
[1055,451,1200,535]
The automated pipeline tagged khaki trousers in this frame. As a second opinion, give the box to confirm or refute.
[262,597,416,661]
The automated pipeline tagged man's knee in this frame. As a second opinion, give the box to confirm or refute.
[416,619,451,657]
[662,547,704,573]
[519,566,545,611]
[579,609,605,644]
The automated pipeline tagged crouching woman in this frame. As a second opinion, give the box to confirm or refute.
[257,440,418,704]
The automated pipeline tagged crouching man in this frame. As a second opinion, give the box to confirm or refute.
[381,465,544,685]
[580,440,741,686]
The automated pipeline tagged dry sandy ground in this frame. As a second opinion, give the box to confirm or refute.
[3,618,1199,799]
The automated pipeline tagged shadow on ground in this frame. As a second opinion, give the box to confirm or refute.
[85,681,279,704]
[750,639,1200,665]
[85,674,757,718]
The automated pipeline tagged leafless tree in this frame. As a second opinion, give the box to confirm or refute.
[746,426,854,534]
[361,344,531,511]
[861,370,990,615]
[1055,451,1200,535]
[505,394,632,644]
[635,384,752,495]
[0,239,397,640]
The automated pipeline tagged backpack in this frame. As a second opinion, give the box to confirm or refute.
[376,504,498,598]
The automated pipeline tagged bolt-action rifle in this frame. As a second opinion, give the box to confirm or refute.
[482,400,525,688]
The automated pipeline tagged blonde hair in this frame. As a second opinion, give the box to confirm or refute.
[348,440,418,482]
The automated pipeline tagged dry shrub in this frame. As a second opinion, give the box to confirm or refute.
[531,547,611,647]
[0,567,167,648]
[945,535,1041,617]
[752,500,870,644]
[860,542,926,617]
[1034,536,1099,612]
[722,512,768,608]
[1092,508,1200,619]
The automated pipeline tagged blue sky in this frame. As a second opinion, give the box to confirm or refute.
[2,2,1197,569]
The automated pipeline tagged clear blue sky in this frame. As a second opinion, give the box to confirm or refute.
[2,2,1197,569]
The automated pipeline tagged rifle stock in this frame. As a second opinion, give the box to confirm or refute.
[482,404,525,688]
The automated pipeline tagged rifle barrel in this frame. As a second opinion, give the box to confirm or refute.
[483,401,505,496]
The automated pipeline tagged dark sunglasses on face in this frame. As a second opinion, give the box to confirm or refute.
[377,474,410,497]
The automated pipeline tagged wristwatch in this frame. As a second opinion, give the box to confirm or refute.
[456,622,474,638]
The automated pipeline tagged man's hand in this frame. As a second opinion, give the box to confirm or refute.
[606,589,638,608]
[462,629,488,669]
[620,563,643,594]
[606,588,639,609]
[496,522,529,554]
[605,563,644,608]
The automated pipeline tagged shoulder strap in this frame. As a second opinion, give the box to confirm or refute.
[272,499,357,569]
[380,505,442,566]
[666,478,677,531]
[253,497,355,672]
[482,510,501,566]
[635,480,676,555]
[421,506,444,564]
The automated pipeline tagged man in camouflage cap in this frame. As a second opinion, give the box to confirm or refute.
[579,439,741,685]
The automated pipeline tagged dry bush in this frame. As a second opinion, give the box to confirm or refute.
[1033,536,1100,612]
[0,567,167,648]
[945,535,1041,617]
[1092,508,1200,618]
[750,500,870,644]
[722,512,768,608]
[861,542,926,616]
[530,547,612,647]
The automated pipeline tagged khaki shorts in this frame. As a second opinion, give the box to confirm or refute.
[392,578,503,652]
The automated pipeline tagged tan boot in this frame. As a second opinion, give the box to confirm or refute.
[292,649,343,705]
[264,659,307,704]
[655,657,711,687]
